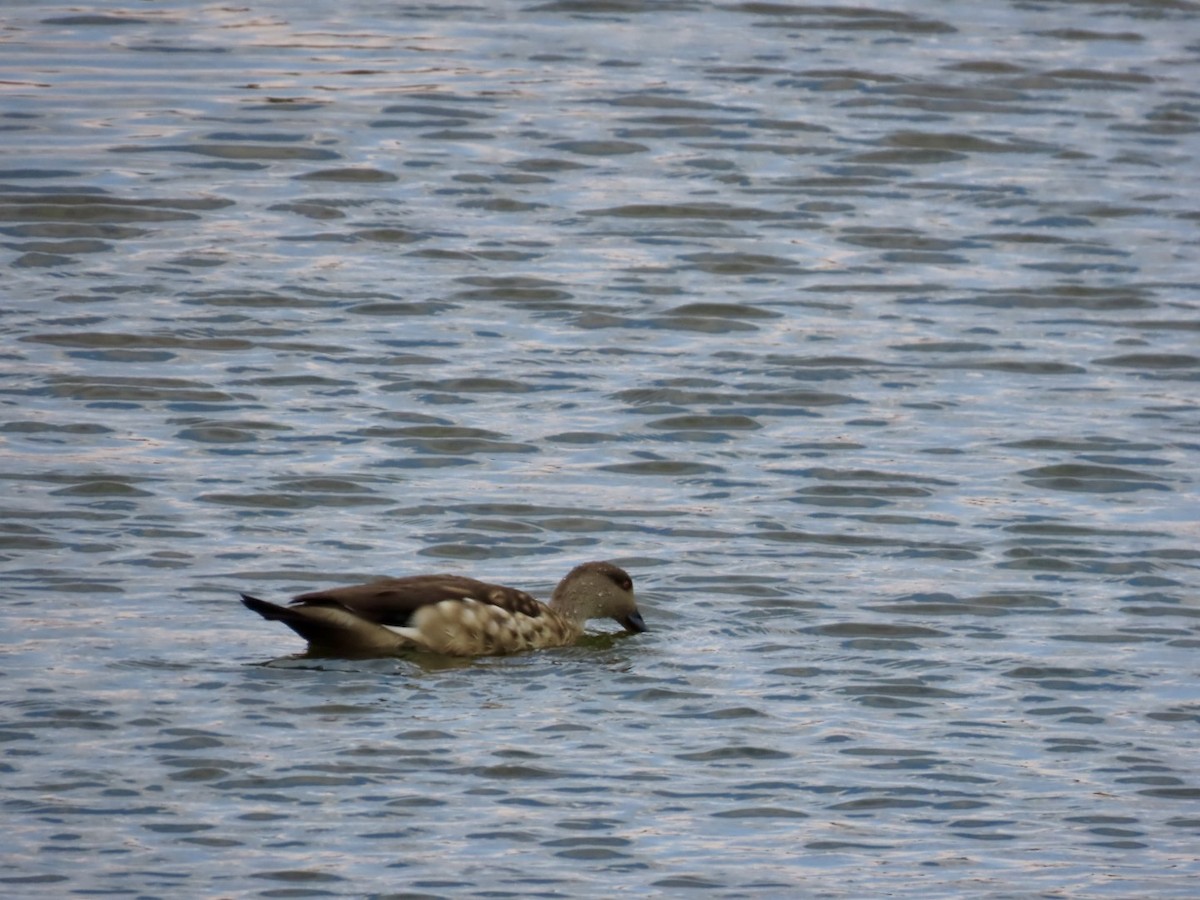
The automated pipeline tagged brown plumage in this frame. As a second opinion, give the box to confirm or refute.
[240,560,645,658]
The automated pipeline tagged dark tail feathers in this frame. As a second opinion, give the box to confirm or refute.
[240,593,293,620]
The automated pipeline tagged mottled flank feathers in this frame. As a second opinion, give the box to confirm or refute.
[240,560,645,658]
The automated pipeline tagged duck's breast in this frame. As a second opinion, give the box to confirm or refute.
[395,598,579,656]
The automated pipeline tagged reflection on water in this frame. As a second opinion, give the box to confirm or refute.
[2,0,1199,896]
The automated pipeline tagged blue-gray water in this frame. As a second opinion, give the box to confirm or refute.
[2,1,1199,896]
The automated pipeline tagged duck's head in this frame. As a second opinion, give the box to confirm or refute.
[551,560,646,633]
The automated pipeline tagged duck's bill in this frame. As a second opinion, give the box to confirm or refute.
[621,610,647,633]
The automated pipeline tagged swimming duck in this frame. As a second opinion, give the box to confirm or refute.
[240,560,645,657]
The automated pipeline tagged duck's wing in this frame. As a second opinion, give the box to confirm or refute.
[290,574,545,627]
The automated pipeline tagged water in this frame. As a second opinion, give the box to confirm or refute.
[2,1,1199,896]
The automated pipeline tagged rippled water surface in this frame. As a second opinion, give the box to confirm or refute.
[3,1,1200,896]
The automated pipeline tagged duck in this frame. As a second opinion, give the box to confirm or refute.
[239,560,645,658]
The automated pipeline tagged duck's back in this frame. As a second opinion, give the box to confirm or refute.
[292,574,545,627]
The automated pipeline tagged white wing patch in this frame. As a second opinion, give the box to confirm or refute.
[382,624,422,642]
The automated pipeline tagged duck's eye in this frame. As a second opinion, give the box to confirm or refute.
[620,578,632,591]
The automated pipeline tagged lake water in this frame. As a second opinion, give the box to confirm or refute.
[2,1,1199,896]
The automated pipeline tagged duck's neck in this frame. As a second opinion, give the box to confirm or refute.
[548,585,590,627]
